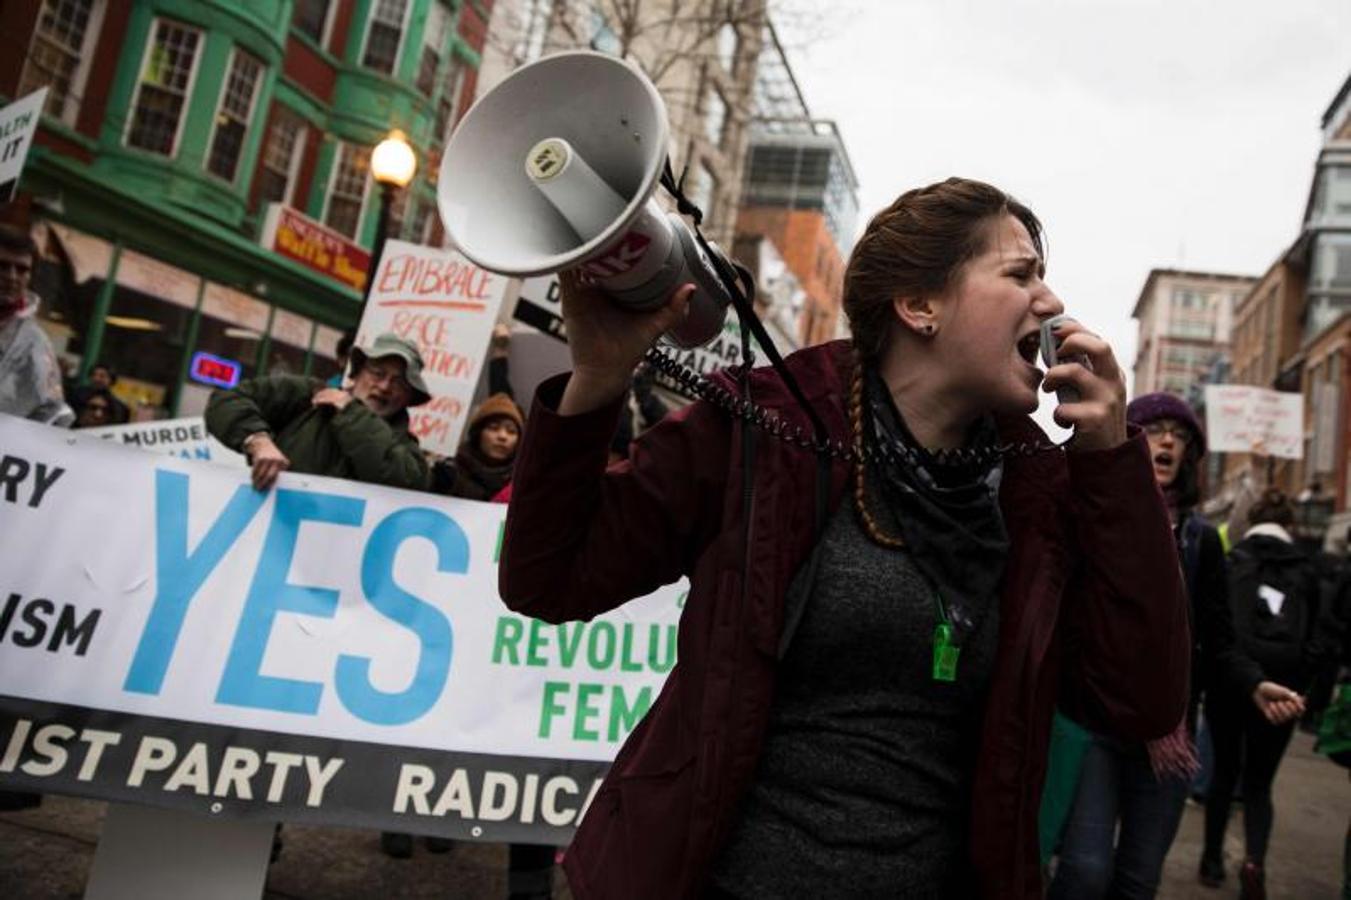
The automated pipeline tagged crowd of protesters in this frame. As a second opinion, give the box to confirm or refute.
[5,177,1351,900]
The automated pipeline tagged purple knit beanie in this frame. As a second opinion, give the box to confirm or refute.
[1126,392,1206,457]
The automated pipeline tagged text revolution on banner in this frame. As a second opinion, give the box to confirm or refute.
[357,240,511,456]
[0,415,683,843]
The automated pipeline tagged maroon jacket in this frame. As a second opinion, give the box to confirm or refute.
[501,340,1190,899]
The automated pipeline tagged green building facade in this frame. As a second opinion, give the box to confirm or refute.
[6,0,486,418]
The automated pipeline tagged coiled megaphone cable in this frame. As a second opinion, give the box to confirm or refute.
[652,158,832,456]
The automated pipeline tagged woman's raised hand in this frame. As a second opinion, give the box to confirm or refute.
[1041,318,1129,452]
[557,269,693,415]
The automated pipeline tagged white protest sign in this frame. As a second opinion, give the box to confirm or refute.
[81,416,244,467]
[0,88,47,200]
[357,240,511,455]
[0,414,683,842]
[652,308,744,401]
[1203,385,1304,459]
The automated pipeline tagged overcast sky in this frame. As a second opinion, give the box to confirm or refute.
[781,0,1350,429]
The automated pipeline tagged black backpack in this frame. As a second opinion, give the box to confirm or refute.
[1227,537,1316,684]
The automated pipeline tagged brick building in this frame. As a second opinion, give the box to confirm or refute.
[3,0,489,418]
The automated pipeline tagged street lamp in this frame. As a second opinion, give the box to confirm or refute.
[360,129,418,315]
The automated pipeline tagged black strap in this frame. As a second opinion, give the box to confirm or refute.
[660,160,830,452]
[776,451,833,659]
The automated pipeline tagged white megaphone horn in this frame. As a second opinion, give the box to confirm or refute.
[436,51,733,348]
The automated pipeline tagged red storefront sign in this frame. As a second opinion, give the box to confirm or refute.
[260,203,371,292]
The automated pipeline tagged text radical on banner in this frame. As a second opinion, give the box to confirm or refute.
[0,696,608,844]
[0,414,685,840]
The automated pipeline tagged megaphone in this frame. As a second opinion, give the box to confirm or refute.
[437,51,733,349]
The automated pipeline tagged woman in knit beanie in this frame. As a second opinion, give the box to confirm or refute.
[1050,392,1303,900]
[430,392,524,501]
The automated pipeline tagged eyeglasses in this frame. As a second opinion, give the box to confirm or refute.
[1143,421,1192,445]
[0,260,32,276]
[363,363,410,391]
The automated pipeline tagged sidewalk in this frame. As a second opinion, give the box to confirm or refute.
[1,734,1344,898]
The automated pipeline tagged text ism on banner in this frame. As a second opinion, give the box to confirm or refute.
[0,415,683,842]
[357,240,510,456]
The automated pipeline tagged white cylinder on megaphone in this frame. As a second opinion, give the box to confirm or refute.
[437,51,732,348]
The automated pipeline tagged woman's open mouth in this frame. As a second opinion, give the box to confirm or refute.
[1017,332,1040,365]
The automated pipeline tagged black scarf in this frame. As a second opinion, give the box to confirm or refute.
[447,446,514,501]
[863,370,1010,638]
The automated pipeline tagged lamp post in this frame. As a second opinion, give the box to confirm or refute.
[359,129,417,319]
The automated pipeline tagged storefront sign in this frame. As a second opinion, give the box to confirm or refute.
[358,240,511,456]
[260,204,371,293]
[189,352,243,389]
[1203,384,1304,459]
[0,88,46,200]
[0,416,680,842]
[117,249,201,310]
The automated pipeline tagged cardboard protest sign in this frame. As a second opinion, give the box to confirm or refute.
[1203,385,1304,459]
[0,88,46,201]
[81,417,244,468]
[0,416,682,842]
[357,241,511,456]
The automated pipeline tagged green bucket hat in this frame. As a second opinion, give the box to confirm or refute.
[349,333,432,407]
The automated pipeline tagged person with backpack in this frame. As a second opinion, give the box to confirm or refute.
[1201,490,1322,898]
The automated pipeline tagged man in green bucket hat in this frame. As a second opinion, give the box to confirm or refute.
[207,332,431,492]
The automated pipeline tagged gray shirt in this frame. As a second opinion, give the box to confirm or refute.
[710,499,1000,898]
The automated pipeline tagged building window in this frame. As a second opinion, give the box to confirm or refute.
[516,0,554,63]
[363,0,410,75]
[416,1,451,96]
[409,199,436,245]
[434,56,467,142]
[293,0,332,46]
[206,49,265,183]
[126,19,203,156]
[704,88,728,148]
[717,23,739,73]
[18,0,104,125]
[256,108,307,207]
[324,142,371,239]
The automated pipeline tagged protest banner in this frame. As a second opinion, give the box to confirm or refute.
[357,240,511,456]
[0,415,682,844]
[1203,384,1304,459]
[81,417,244,468]
[513,276,567,343]
[511,275,745,402]
[0,88,46,201]
[651,308,744,401]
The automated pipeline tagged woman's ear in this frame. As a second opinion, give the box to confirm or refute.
[891,293,940,337]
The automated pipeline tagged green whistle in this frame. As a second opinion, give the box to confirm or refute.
[932,622,959,682]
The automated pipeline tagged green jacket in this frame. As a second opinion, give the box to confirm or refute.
[205,375,429,491]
